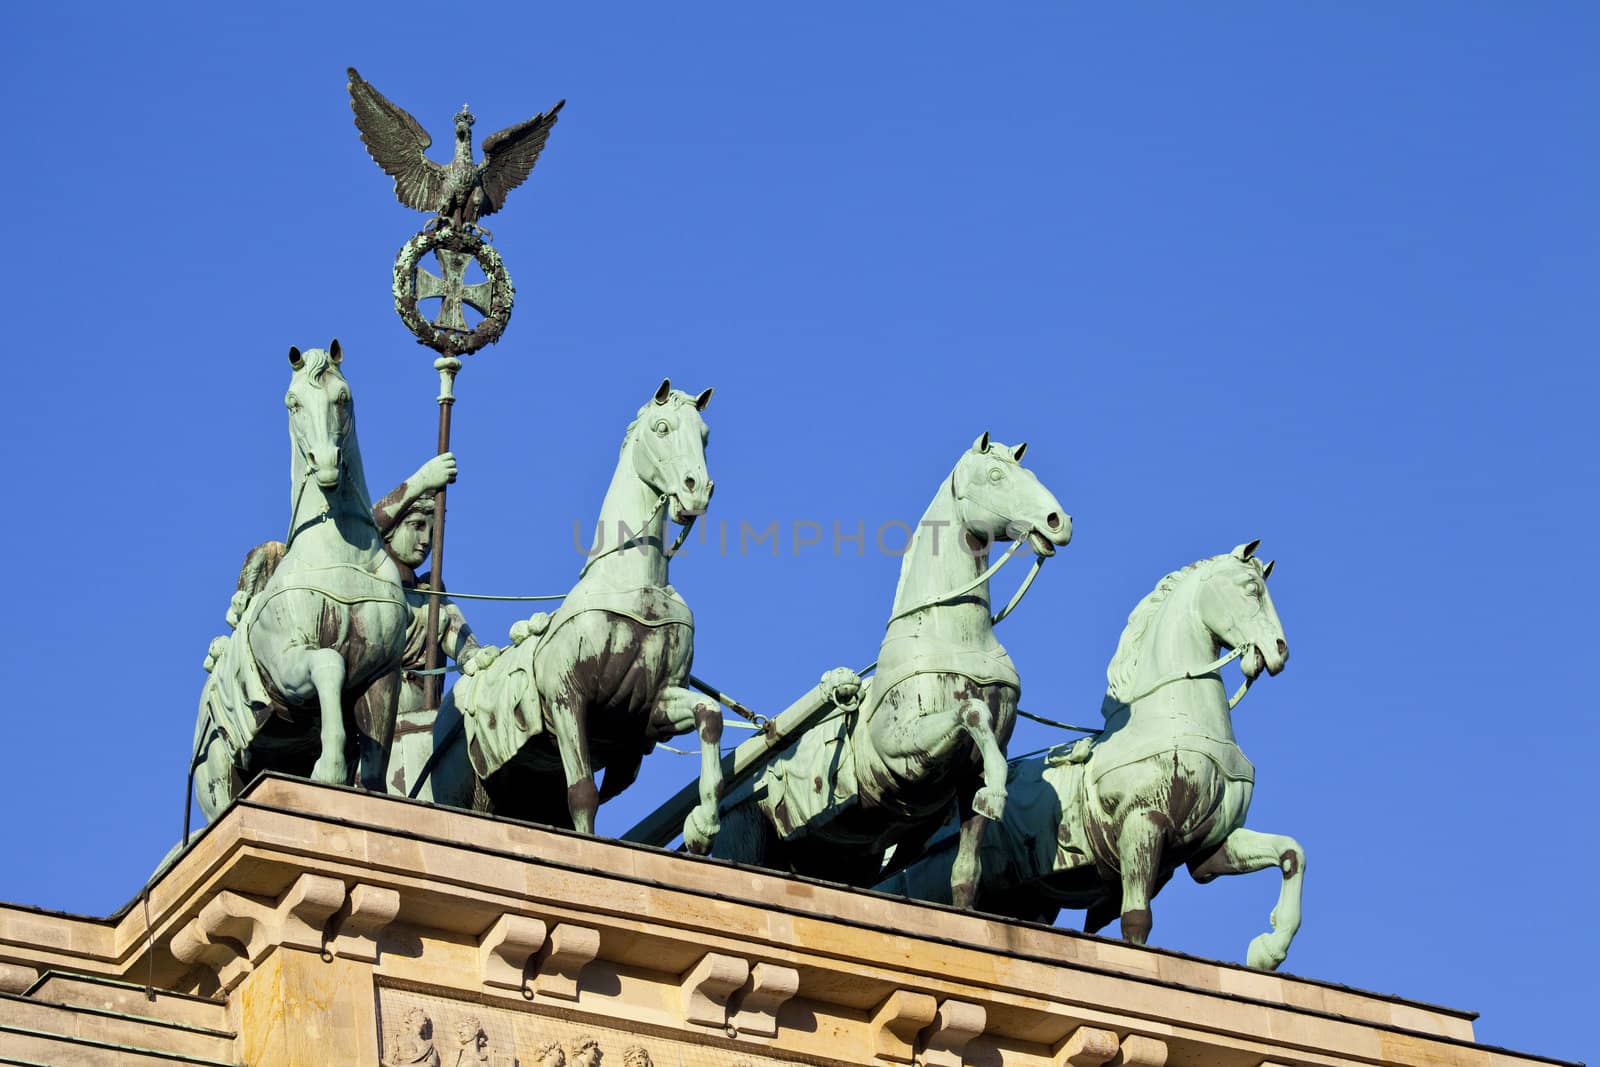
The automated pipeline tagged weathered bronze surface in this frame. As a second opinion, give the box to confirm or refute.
[712,436,1071,906]
[426,382,726,853]
[348,67,563,233]
[192,342,409,818]
[881,543,1303,969]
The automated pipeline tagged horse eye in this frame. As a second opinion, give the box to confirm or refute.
[988,467,1005,482]
[285,394,299,410]
[653,419,671,436]
[1245,581,1262,598]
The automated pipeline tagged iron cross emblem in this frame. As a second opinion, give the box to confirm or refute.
[416,248,493,332]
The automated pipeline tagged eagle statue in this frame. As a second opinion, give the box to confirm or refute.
[348,67,564,233]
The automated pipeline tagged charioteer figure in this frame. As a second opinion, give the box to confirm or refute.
[371,452,481,799]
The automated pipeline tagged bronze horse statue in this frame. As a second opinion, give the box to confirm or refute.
[714,435,1071,905]
[430,380,725,851]
[193,342,409,820]
[882,543,1303,970]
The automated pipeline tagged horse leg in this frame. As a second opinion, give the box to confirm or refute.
[949,793,991,910]
[1189,827,1306,971]
[285,648,349,784]
[547,694,598,834]
[957,699,1010,820]
[649,686,724,854]
[904,698,1010,819]
[1114,816,1165,944]
[351,670,399,793]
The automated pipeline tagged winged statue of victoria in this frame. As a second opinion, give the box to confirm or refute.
[348,67,564,234]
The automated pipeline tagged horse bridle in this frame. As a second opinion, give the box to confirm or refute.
[886,474,1053,626]
[1117,645,1255,712]
[577,419,706,578]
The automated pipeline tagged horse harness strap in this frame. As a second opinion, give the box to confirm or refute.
[887,538,1037,623]
[577,493,669,579]
[1117,646,1254,711]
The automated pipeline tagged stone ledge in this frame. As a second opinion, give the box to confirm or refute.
[0,777,1576,1067]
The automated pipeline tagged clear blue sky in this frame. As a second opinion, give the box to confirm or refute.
[2,3,1594,1061]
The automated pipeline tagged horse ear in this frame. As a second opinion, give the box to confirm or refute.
[328,339,342,364]
[1262,559,1276,580]
[288,346,304,369]
[1232,539,1261,560]
[1012,441,1028,462]
[654,378,672,405]
[974,431,991,454]
[694,387,713,411]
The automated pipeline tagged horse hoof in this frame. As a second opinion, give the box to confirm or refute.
[682,807,720,855]
[973,787,1006,821]
[311,758,350,785]
[1247,933,1287,971]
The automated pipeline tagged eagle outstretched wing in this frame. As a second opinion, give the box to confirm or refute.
[477,100,565,218]
[348,67,447,214]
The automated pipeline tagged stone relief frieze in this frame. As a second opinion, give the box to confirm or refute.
[378,989,813,1067]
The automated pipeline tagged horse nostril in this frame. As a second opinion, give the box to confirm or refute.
[1046,512,1061,530]
[684,476,697,492]
[1276,639,1288,657]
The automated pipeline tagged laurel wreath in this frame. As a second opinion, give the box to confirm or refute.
[392,227,515,355]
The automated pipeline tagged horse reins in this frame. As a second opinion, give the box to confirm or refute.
[1116,645,1254,711]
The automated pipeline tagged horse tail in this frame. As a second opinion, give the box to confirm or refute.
[226,541,287,629]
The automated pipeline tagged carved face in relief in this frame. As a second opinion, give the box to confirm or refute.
[564,1036,600,1067]
[531,1041,565,1067]
[388,1007,435,1063]
[950,432,1071,555]
[454,1018,489,1061]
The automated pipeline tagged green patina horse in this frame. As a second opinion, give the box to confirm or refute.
[430,380,725,851]
[714,434,1071,906]
[193,342,410,819]
[881,543,1303,970]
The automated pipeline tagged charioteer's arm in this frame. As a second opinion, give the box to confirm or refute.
[440,600,480,664]
[372,452,458,535]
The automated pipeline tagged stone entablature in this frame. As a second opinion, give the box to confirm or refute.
[0,776,1575,1067]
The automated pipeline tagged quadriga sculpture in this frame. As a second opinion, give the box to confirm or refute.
[881,543,1303,970]
[193,342,410,817]
[430,380,725,850]
[714,434,1071,905]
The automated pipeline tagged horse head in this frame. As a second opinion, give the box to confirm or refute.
[631,378,715,525]
[286,340,353,490]
[951,432,1071,556]
[1197,540,1288,679]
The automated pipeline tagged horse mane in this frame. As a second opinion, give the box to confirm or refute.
[295,346,339,386]
[1102,554,1230,713]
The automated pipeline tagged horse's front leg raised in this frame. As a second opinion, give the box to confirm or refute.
[1189,827,1306,971]
[352,669,400,793]
[945,699,1011,907]
[902,698,1011,819]
[649,686,724,854]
